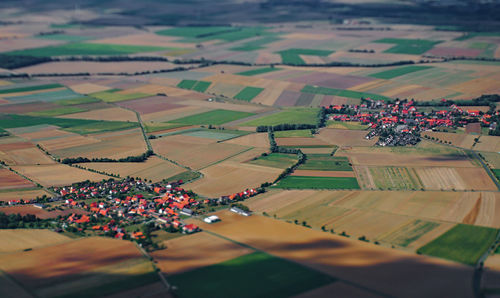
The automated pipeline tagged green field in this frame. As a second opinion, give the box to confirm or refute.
[27,106,87,117]
[276,48,333,65]
[156,26,271,42]
[301,85,392,101]
[144,122,186,133]
[275,130,313,138]
[375,38,442,55]
[169,251,335,298]
[8,89,83,103]
[298,155,352,171]
[169,109,255,125]
[177,80,212,92]
[327,121,368,130]
[233,86,264,101]
[6,43,167,57]
[417,224,498,265]
[492,169,500,182]
[90,91,149,102]
[165,171,202,183]
[0,83,63,94]
[181,129,249,140]
[36,34,94,42]
[240,108,319,126]
[369,66,434,79]
[236,67,282,76]
[230,36,281,51]
[274,176,360,189]
[248,153,298,169]
[56,96,101,106]
[0,114,139,135]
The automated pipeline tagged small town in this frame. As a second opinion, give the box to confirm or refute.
[328,97,497,146]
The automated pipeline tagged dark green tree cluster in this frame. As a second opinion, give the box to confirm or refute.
[0,54,51,70]
[61,150,153,164]
[0,212,49,229]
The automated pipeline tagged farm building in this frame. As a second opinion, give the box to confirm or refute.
[204,215,221,223]
[230,207,251,216]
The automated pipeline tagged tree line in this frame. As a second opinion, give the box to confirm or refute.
[61,150,153,164]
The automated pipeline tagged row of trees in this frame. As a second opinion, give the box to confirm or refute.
[61,150,154,164]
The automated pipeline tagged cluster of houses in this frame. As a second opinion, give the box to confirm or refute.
[52,177,262,241]
[328,98,494,146]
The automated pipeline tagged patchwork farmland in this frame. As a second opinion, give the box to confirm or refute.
[0,5,499,297]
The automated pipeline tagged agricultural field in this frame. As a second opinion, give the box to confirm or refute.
[0,237,159,297]
[274,176,360,190]
[375,38,442,55]
[236,67,282,76]
[191,210,474,298]
[0,169,35,190]
[168,109,255,125]
[169,251,335,298]
[245,190,500,249]
[0,188,52,202]
[248,153,298,169]
[240,108,319,126]
[417,224,498,265]
[11,164,110,187]
[298,155,353,171]
[0,229,71,254]
[5,43,167,57]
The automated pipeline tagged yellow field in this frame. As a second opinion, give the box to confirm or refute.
[82,156,185,182]
[0,229,71,254]
[11,164,110,187]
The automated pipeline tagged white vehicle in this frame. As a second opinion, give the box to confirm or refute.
[204,215,221,223]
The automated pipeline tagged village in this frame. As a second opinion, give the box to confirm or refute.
[4,178,261,249]
[328,97,496,146]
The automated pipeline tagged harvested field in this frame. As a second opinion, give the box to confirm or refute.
[81,156,185,182]
[59,107,138,122]
[337,147,475,167]
[52,128,147,160]
[0,229,71,254]
[287,72,374,89]
[317,129,376,147]
[421,131,476,149]
[151,232,253,275]
[416,167,496,191]
[276,137,331,147]
[0,189,52,202]
[224,132,269,148]
[185,161,282,197]
[474,135,500,152]
[0,237,158,298]
[116,96,183,115]
[11,164,110,186]
[151,135,250,170]
[0,169,35,190]
[190,211,474,298]
[0,147,56,165]
[68,83,111,94]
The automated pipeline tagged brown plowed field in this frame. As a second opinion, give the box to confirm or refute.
[0,205,89,219]
[225,133,269,148]
[189,211,474,298]
[151,232,253,275]
[0,169,35,190]
[317,129,376,147]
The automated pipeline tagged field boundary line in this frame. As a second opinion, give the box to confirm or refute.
[197,146,255,171]
[134,243,173,294]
